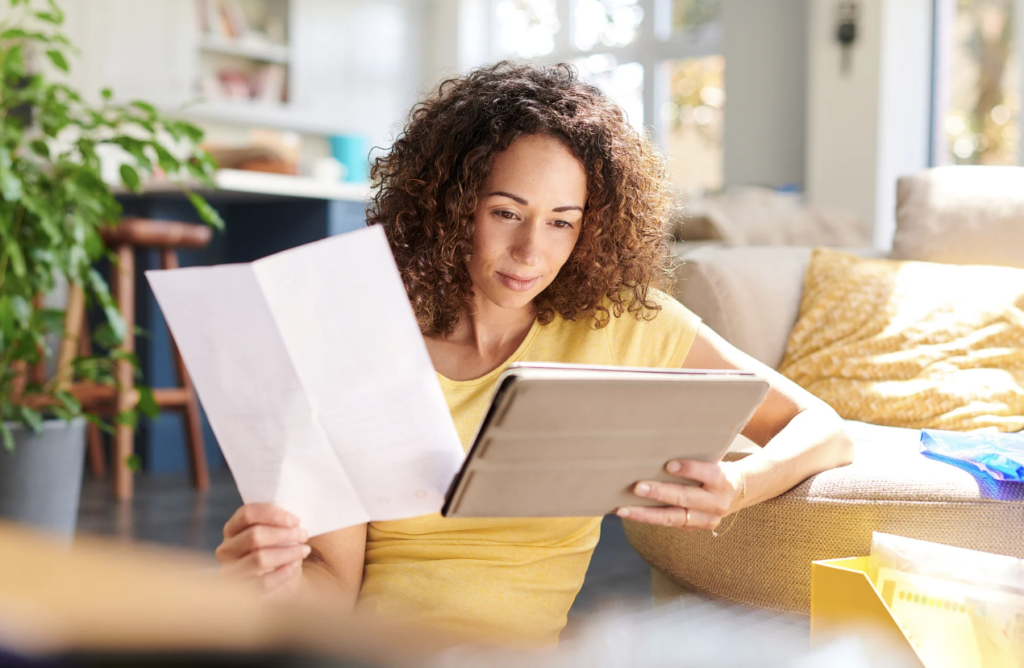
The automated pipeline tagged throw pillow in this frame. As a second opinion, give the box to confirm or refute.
[779,248,1024,432]
[893,166,1024,268]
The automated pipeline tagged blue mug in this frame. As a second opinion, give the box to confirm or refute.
[329,134,369,183]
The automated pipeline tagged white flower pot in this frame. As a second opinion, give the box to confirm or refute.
[0,417,87,540]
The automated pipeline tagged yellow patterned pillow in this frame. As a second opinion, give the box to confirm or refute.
[779,248,1024,432]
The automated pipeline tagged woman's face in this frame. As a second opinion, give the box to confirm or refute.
[468,134,587,313]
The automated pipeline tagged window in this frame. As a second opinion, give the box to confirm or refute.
[491,0,724,195]
[934,0,1020,165]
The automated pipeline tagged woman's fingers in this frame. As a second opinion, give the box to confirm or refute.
[259,560,304,594]
[216,524,309,562]
[223,544,312,580]
[664,459,727,487]
[223,503,299,539]
[615,505,721,531]
[630,480,729,517]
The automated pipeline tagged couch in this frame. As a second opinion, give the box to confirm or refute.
[624,166,1024,614]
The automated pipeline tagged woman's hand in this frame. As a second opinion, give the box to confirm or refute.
[216,503,311,598]
[616,459,745,531]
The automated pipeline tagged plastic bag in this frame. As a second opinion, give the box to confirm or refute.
[920,429,1024,482]
[869,532,1024,668]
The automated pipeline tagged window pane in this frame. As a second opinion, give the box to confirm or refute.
[574,0,644,51]
[575,55,645,134]
[671,0,719,36]
[496,0,560,58]
[943,0,1019,164]
[663,56,725,194]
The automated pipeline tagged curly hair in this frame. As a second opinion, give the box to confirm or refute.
[367,61,674,337]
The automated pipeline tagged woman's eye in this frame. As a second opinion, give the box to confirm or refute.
[552,220,574,229]
[495,210,517,220]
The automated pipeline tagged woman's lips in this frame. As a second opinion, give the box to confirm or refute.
[496,271,540,292]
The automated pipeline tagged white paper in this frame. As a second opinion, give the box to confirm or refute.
[145,226,465,536]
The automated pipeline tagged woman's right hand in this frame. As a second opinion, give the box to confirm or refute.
[216,503,311,597]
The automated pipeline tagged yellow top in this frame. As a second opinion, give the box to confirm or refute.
[357,290,702,646]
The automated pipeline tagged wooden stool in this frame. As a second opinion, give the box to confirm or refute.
[78,218,214,500]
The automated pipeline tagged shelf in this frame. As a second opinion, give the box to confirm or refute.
[173,100,348,136]
[115,169,370,203]
[198,36,290,63]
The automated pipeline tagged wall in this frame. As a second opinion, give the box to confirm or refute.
[721,0,808,189]
[805,0,933,247]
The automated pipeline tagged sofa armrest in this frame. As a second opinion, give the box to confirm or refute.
[670,244,814,369]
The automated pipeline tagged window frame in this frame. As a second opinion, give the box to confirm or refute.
[489,0,722,147]
[929,0,1024,166]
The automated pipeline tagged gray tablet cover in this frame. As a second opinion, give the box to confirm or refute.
[442,363,770,518]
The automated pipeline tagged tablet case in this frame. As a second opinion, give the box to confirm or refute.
[442,363,770,518]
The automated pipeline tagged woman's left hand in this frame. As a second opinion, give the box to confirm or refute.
[616,459,744,531]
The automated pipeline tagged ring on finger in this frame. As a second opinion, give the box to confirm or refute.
[683,508,690,527]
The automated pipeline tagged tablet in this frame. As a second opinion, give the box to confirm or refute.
[442,362,770,518]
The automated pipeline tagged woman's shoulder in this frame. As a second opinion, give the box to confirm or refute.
[598,286,703,368]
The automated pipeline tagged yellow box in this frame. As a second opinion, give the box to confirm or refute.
[811,557,926,668]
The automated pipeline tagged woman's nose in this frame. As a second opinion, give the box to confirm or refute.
[510,219,542,266]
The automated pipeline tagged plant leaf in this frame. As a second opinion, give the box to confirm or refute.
[18,406,43,433]
[45,0,65,21]
[115,410,137,430]
[5,239,25,277]
[129,100,157,117]
[0,423,13,454]
[45,49,68,72]
[126,453,142,472]
[0,147,23,200]
[55,389,81,414]
[186,191,224,230]
[119,163,141,192]
[152,144,179,174]
[101,87,113,100]
[10,295,30,326]
[29,139,49,158]
[136,385,159,418]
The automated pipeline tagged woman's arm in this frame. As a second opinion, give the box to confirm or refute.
[617,324,854,530]
[216,504,366,609]
[302,523,367,612]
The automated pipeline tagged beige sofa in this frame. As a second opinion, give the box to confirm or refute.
[625,167,1024,614]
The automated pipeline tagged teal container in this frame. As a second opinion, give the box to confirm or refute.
[330,134,369,183]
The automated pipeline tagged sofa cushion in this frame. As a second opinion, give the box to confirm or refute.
[893,166,1024,268]
[624,421,1024,615]
[779,248,1024,432]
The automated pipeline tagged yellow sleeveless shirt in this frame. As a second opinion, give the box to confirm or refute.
[357,290,701,645]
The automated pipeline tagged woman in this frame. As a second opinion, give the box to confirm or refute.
[216,62,853,645]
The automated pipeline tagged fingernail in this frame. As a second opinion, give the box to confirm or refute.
[298,528,309,541]
[617,508,631,518]
[287,515,300,527]
[301,545,312,556]
[667,461,682,473]
[635,483,651,496]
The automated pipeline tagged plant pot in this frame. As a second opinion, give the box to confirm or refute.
[0,417,87,540]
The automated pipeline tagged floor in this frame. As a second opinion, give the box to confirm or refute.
[75,468,654,629]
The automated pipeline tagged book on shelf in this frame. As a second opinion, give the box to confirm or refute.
[253,63,287,104]
[194,0,250,41]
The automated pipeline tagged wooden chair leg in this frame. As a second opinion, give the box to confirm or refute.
[76,304,107,478]
[161,248,209,491]
[31,295,47,385]
[113,244,136,501]
[86,423,106,477]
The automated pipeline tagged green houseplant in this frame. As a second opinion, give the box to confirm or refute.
[0,0,222,533]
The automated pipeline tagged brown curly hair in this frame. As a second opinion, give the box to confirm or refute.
[367,61,673,337]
